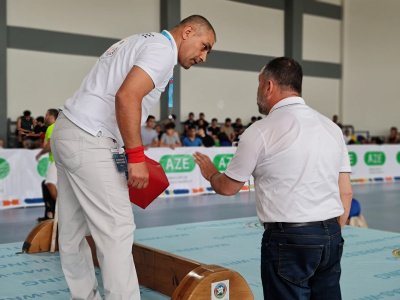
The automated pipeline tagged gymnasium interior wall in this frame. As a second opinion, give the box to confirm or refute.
[2,0,398,140]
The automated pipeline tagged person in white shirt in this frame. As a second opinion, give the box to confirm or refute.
[194,57,352,300]
[141,115,159,148]
[51,15,216,300]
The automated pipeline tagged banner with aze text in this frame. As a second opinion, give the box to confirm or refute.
[145,147,253,196]
[347,145,400,182]
[0,149,49,209]
[2,145,400,209]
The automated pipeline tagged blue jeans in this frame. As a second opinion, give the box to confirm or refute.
[261,219,344,300]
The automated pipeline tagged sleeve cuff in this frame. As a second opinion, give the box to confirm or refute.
[224,170,249,183]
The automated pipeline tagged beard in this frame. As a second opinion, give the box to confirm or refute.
[257,94,269,115]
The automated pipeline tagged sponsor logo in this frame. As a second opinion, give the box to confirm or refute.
[213,282,227,299]
[364,151,386,166]
[0,158,10,179]
[100,39,127,59]
[213,154,234,172]
[348,151,357,166]
[159,155,195,173]
[397,152,400,164]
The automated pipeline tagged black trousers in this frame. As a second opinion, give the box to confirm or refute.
[41,180,55,217]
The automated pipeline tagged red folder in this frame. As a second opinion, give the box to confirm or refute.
[128,156,169,209]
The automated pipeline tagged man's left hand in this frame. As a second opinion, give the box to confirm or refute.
[193,152,218,181]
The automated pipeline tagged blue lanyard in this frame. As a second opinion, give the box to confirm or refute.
[161,30,174,116]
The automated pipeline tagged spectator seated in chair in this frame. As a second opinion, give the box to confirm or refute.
[182,126,202,147]
[160,123,182,149]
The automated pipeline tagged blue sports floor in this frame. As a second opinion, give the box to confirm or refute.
[0,183,400,299]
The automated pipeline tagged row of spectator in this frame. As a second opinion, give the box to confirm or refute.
[332,115,400,145]
[8,111,400,149]
[142,112,263,148]
[15,110,48,149]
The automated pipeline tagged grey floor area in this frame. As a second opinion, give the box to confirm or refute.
[0,183,399,244]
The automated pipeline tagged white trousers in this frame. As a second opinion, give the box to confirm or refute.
[51,113,140,300]
[45,161,57,185]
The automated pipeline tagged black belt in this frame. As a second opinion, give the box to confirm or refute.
[263,217,338,230]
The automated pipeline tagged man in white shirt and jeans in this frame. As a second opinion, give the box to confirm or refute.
[51,15,216,300]
[194,57,352,300]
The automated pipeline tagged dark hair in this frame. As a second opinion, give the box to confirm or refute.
[211,118,218,122]
[146,115,155,122]
[263,57,303,94]
[23,110,31,117]
[36,116,44,123]
[178,15,216,40]
[165,123,176,130]
[47,109,59,119]
[225,118,231,123]
[188,125,196,130]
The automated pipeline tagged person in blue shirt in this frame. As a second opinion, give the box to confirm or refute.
[183,126,203,146]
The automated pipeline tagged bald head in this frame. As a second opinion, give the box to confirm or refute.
[174,15,216,41]
[170,15,216,69]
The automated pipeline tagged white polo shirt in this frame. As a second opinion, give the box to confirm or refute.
[225,97,351,223]
[62,31,177,146]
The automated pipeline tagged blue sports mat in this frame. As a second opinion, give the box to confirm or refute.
[1,217,400,300]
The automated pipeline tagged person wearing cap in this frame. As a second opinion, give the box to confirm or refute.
[194,57,352,300]
[51,15,216,300]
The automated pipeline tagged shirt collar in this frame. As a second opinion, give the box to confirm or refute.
[162,30,178,66]
[269,96,305,113]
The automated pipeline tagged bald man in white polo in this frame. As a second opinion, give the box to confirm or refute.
[51,15,216,300]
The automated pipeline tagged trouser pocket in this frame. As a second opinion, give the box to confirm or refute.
[278,243,324,284]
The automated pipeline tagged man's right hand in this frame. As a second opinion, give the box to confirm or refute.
[127,162,149,189]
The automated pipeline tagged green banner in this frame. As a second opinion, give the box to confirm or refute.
[159,155,196,173]
[213,154,234,172]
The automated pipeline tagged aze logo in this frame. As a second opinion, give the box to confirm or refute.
[213,154,234,172]
[159,155,195,173]
[364,151,386,166]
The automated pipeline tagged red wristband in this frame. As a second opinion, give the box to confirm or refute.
[125,146,146,163]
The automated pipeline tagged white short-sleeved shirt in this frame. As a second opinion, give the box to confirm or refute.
[225,97,351,223]
[62,31,177,146]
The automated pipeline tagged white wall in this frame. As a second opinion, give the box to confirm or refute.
[7,0,159,38]
[6,0,400,139]
[6,0,160,120]
[303,14,341,63]
[302,11,342,120]
[7,50,97,119]
[180,0,283,123]
[342,0,400,135]
[181,0,284,56]
[303,77,340,118]
[181,68,259,124]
